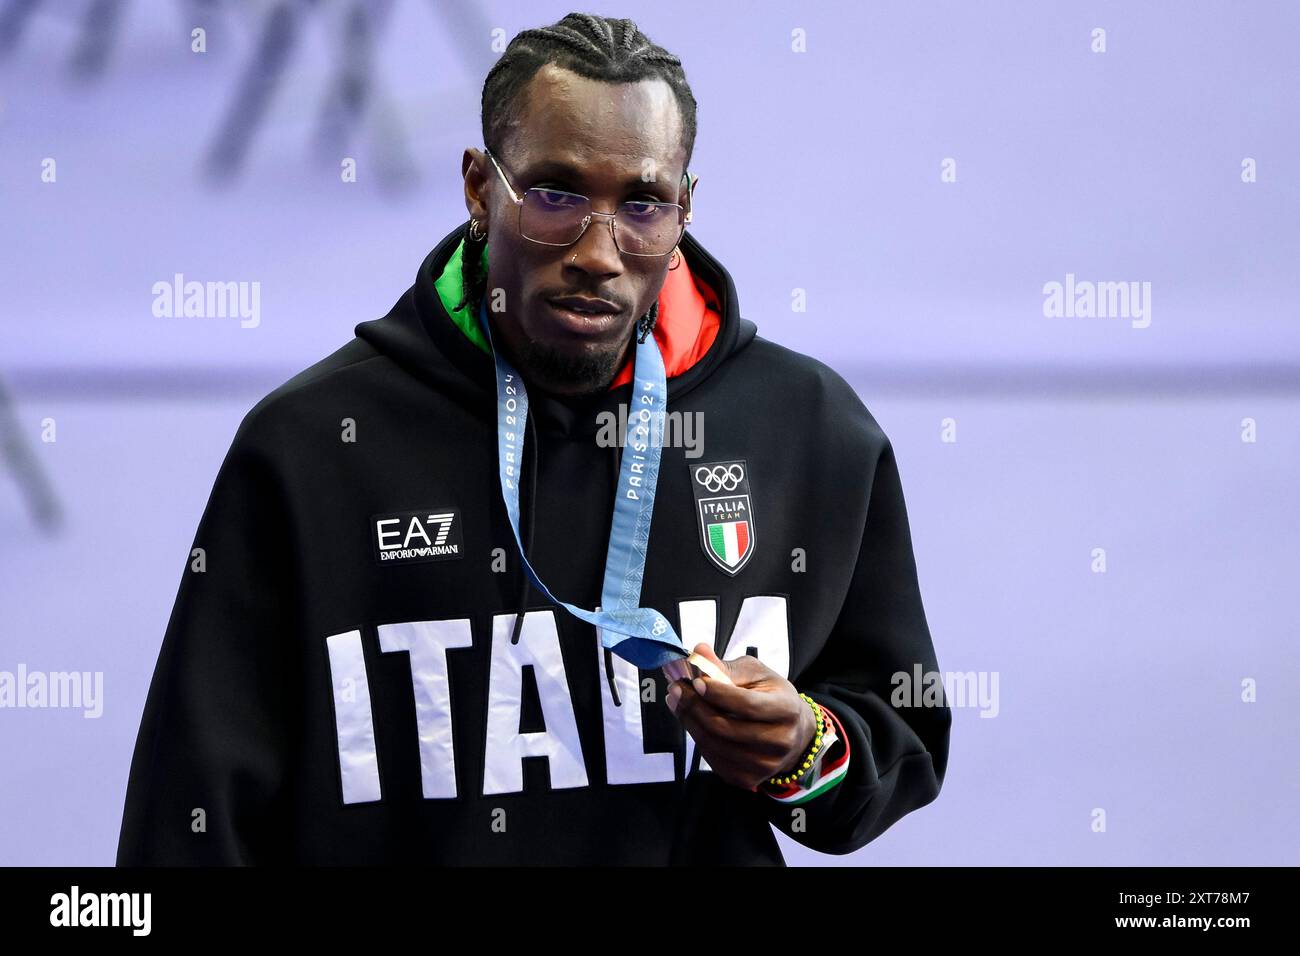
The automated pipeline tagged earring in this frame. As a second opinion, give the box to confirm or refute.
[668,247,681,271]
[468,218,487,242]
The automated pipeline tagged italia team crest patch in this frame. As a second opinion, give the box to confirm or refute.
[689,460,755,575]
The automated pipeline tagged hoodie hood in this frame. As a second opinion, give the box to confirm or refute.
[430,228,724,389]
[355,222,757,439]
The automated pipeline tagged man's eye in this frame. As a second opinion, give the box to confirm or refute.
[534,188,580,208]
[622,201,663,219]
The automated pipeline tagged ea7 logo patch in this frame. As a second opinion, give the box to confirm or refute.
[689,460,755,575]
[371,508,463,566]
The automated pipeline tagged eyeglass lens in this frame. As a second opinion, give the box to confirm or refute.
[519,189,683,256]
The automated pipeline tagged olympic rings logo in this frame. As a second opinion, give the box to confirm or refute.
[651,617,667,636]
[695,464,744,493]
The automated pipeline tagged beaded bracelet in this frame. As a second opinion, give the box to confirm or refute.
[767,692,826,786]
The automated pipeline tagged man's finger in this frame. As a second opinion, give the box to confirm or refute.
[670,684,789,753]
[688,675,785,721]
[693,643,781,689]
[676,704,775,752]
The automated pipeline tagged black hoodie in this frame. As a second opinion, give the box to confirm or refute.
[116,223,951,865]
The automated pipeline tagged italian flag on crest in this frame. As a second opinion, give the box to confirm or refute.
[707,520,751,568]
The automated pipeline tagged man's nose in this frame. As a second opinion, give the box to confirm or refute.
[565,212,623,276]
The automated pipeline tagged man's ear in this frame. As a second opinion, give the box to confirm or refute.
[462,148,490,221]
[682,170,698,223]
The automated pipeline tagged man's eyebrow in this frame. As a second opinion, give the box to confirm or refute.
[521,159,677,192]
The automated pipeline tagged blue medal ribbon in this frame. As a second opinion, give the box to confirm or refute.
[478,299,688,669]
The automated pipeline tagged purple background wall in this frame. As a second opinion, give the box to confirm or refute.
[2,1,1296,865]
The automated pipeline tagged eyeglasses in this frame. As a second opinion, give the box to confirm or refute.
[484,148,693,258]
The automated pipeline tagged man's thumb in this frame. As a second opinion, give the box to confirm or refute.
[688,643,736,686]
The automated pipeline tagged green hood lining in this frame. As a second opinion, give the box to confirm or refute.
[433,237,492,354]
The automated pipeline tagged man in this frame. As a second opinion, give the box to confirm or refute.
[117,12,950,866]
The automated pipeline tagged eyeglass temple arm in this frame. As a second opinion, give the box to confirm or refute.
[483,149,524,205]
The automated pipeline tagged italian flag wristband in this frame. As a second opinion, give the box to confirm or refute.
[761,700,852,804]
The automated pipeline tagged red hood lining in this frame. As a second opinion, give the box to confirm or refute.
[609,255,721,388]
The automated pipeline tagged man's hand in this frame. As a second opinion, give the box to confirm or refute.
[664,643,818,792]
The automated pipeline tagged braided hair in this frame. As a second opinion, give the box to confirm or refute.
[457,12,698,336]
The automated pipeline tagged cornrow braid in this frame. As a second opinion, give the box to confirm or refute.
[459,14,697,325]
[482,13,695,167]
[455,218,488,315]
